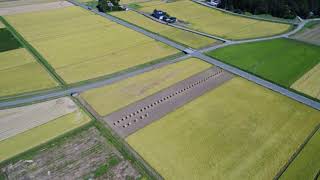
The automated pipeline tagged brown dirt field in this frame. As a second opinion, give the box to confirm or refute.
[0,97,77,141]
[0,1,72,15]
[103,67,234,138]
[1,127,141,180]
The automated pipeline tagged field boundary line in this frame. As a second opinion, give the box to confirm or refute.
[0,54,190,109]
[274,123,320,179]
[0,16,66,86]
[191,0,298,25]
[73,97,163,180]
[130,8,230,43]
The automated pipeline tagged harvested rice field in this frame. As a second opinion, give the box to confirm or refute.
[0,48,58,97]
[0,1,73,16]
[0,97,91,162]
[126,77,320,179]
[291,63,320,100]
[0,0,59,8]
[111,11,219,49]
[1,127,141,179]
[291,21,320,46]
[139,0,291,40]
[81,58,211,116]
[208,38,320,87]
[280,128,320,180]
[4,6,179,84]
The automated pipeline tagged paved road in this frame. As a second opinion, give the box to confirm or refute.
[0,55,190,109]
[192,0,300,25]
[130,8,230,43]
[192,52,320,110]
[1,0,319,111]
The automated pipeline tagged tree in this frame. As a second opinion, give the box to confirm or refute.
[98,0,109,12]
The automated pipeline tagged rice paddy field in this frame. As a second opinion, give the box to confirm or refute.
[280,129,320,180]
[126,77,320,179]
[0,0,58,8]
[4,6,179,84]
[291,21,320,46]
[81,58,211,116]
[0,48,58,97]
[0,104,91,162]
[291,63,320,100]
[139,0,291,40]
[208,38,320,87]
[111,11,218,49]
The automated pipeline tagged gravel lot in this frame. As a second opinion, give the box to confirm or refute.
[0,97,77,141]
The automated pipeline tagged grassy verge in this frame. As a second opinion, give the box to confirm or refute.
[0,16,66,86]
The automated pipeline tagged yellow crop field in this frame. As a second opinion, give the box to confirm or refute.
[127,77,320,179]
[0,48,58,97]
[0,109,91,162]
[291,63,320,99]
[5,6,179,84]
[140,0,291,40]
[81,58,211,116]
[0,21,4,28]
[112,11,218,48]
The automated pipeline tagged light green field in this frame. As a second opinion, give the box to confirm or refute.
[111,11,218,48]
[5,6,179,83]
[0,48,58,97]
[127,77,320,180]
[280,129,320,180]
[82,58,211,116]
[140,0,291,40]
[0,110,91,162]
[0,22,4,28]
[291,63,320,99]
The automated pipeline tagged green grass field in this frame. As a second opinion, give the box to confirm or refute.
[208,38,320,87]
[111,11,218,49]
[5,6,179,84]
[0,28,21,52]
[139,0,291,40]
[0,109,91,162]
[280,129,320,180]
[126,77,320,179]
[81,58,211,116]
[291,63,320,100]
[0,48,58,97]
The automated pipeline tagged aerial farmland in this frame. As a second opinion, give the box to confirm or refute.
[0,0,319,179]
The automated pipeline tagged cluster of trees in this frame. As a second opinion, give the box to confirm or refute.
[218,0,320,19]
[97,0,121,12]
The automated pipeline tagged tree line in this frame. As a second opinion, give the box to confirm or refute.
[218,0,320,19]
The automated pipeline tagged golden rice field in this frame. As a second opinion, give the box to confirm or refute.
[140,0,291,40]
[81,58,211,116]
[5,6,179,84]
[291,63,320,99]
[0,109,91,162]
[127,77,320,179]
[0,48,58,97]
[111,11,218,48]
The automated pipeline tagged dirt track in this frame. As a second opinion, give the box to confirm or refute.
[103,67,234,138]
[0,97,77,141]
[0,1,73,15]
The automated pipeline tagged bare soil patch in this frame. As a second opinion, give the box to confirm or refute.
[103,67,234,137]
[0,97,77,141]
[1,127,141,180]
